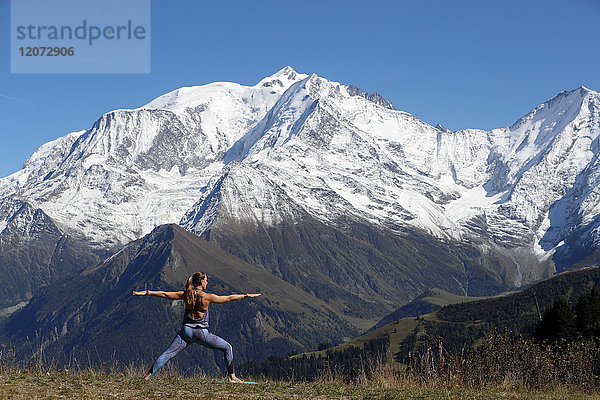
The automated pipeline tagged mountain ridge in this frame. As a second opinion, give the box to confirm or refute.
[1,67,599,304]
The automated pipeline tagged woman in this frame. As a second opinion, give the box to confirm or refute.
[133,272,260,382]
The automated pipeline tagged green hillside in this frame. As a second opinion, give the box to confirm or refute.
[419,288,486,306]
[336,267,600,367]
[302,288,483,361]
[369,287,486,331]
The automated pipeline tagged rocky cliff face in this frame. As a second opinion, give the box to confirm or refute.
[0,197,100,309]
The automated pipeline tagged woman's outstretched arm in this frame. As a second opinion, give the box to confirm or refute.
[133,290,184,300]
[205,293,261,304]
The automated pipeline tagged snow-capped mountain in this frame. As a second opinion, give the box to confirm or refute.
[0,67,307,246]
[180,74,600,287]
[1,67,599,291]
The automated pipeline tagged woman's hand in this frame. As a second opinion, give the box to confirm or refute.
[132,290,149,296]
[245,293,261,298]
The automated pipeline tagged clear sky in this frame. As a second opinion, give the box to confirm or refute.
[1,0,599,178]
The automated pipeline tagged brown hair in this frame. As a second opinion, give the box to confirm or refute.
[185,272,206,307]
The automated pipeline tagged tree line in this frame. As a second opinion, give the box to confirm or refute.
[535,286,600,343]
[238,336,390,381]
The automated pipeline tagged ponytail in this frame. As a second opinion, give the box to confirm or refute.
[185,276,195,307]
[184,272,206,307]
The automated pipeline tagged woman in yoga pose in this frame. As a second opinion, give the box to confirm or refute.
[133,272,260,382]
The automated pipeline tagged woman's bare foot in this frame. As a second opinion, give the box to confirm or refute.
[227,373,243,383]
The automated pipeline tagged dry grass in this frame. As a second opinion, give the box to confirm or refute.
[402,333,600,392]
[2,371,600,400]
[3,335,600,399]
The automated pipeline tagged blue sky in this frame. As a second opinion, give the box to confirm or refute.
[1,0,599,178]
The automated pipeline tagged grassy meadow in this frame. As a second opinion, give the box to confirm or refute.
[2,350,600,400]
[2,369,600,400]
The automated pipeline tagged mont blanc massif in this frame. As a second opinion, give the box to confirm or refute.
[1,67,600,372]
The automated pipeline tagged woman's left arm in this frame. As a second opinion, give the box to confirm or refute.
[205,293,261,304]
[133,290,184,300]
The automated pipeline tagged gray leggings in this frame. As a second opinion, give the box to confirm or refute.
[149,325,234,375]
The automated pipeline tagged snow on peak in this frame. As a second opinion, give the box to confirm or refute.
[140,81,247,111]
[140,67,307,113]
[572,85,599,98]
[506,86,591,138]
[540,85,600,115]
[255,66,309,89]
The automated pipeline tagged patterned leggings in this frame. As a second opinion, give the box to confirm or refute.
[149,325,234,375]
